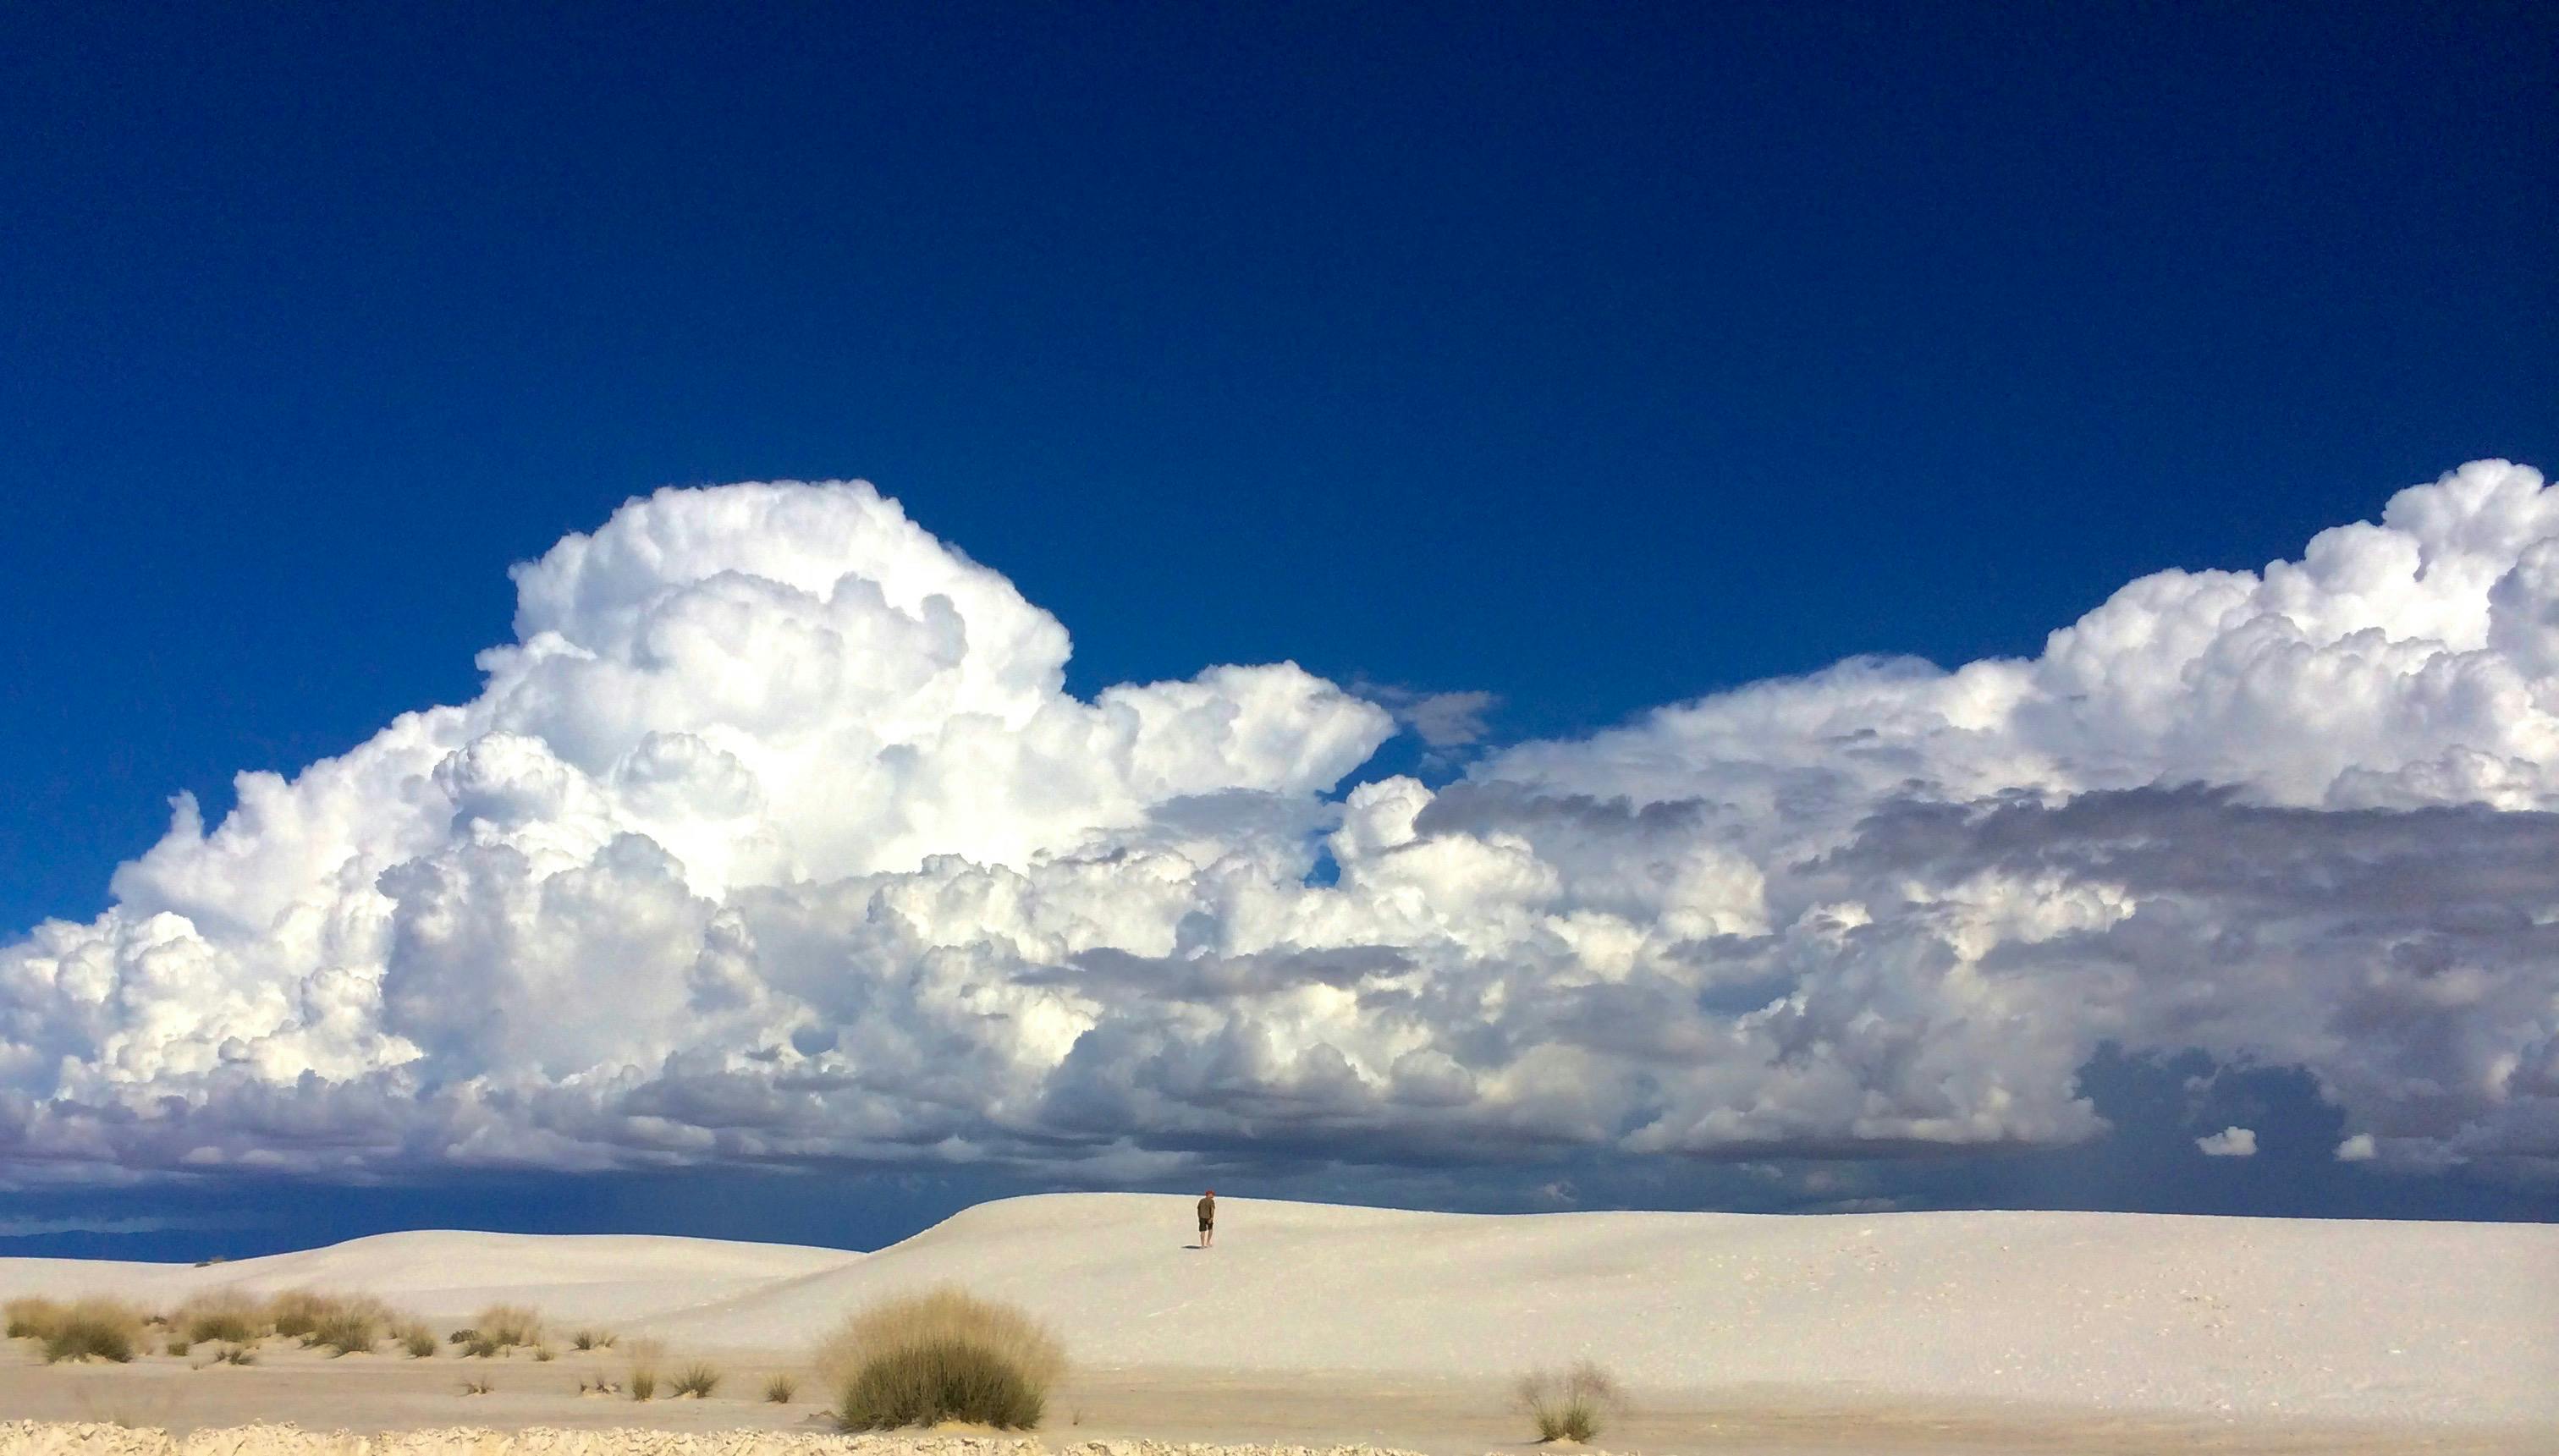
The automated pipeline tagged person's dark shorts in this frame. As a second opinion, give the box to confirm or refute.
[1198,1217,1213,1233]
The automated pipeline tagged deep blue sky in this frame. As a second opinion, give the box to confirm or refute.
[0,3,2553,1250]
[6,2,2552,938]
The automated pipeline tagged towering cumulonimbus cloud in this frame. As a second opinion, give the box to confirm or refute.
[3,460,2555,1184]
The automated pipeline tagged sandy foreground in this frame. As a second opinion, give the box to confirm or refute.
[1,1194,2552,1454]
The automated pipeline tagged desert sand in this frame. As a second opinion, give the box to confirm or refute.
[3,1194,2552,1453]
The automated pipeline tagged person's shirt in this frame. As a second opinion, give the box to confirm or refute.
[1197,1195,1215,1222]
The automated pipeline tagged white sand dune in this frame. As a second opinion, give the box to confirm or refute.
[4,1193,2552,1439]
[0,1229,856,1327]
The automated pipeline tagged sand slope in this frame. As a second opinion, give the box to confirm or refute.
[638,1195,2556,1426]
[5,1195,2551,1432]
[0,1230,856,1327]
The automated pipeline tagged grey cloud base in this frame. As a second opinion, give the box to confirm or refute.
[3,463,2556,1186]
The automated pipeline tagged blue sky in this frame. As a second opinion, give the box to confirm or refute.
[1,3,2554,1253]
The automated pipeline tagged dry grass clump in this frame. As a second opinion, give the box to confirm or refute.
[625,1338,667,1401]
[173,1290,264,1345]
[473,1304,543,1349]
[311,1295,397,1355]
[764,1372,796,1404]
[39,1297,147,1364]
[205,1343,256,1365]
[571,1327,615,1351]
[397,1321,439,1358]
[1517,1360,1623,1443]
[5,1296,67,1339]
[818,1287,1064,1431]
[461,1375,495,1395]
[670,1361,722,1398]
[264,1290,332,1342]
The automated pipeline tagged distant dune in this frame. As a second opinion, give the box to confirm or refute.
[3,1194,2551,1442]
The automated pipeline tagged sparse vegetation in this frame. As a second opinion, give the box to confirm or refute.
[464,1335,503,1359]
[6,1296,66,1339]
[764,1372,796,1404]
[819,1288,1064,1431]
[621,1337,669,1400]
[41,1298,147,1364]
[265,1290,331,1342]
[165,1336,192,1357]
[311,1295,395,1354]
[449,1327,479,1345]
[174,1289,264,1345]
[399,1321,439,1358]
[534,1344,558,1362]
[209,1343,256,1366]
[474,1304,543,1349]
[572,1327,615,1351]
[671,1361,721,1398]
[461,1376,496,1396]
[1516,1361,1623,1443]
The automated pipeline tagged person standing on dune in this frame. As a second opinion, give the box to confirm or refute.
[1197,1190,1216,1248]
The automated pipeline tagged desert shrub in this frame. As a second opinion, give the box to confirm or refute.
[535,1345,559,1362]
[265,1290,333,1341]
[461,1376,494,1395]
[311,1295,396,1355]
[835,1339,1046,1430]
[398,1321,438,1358]
[819,1288,1061,1431]
[474,1303,543,1348]
[212,1343,256,1366]
[174,1290,264,1345]
[464,1335,502,1359]
[1517,1361,1622,1443]
[814,1287,1066,1390]
[623,1336,668,1400]
[572,1327,615,1350]
[165,1336,191,1356]
[764,1372,796,1404]
[41,1298,146,1364]
[671,1361,721,1398]
[5,1296,66,1339]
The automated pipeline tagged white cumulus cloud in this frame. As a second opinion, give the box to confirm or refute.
[3,461,2556,1187]
[2196,1126,2259,1157]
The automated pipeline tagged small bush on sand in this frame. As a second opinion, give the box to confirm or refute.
[836,1341,1046,1430]
[671,1361,721,1398]
[474,1304,543,1348]
[1517,1361,1622,1443]
[312,1296,395,1355]
[42,1298,146,1364]
[764,1373,796,1404]
[464,1335,502,1359]
[265,1290,333,1342]
[165,1336,191,1356]
[5,1296,66,1339]
[818,1285,1062,1431]
[212,1343,256,1366]
[625,1338,666,1401]
[448,1327,477,1345]
[398,1322,438,1358]
[572,1327,615,1351]
[174,1290,264,1345]
[461,1376,494,1395]
[535,1345,559,1362]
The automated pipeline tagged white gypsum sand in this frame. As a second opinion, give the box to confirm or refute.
[1,1194,2551,1451]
